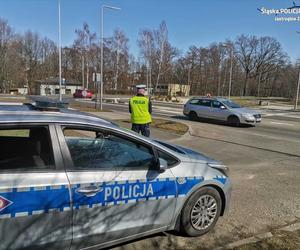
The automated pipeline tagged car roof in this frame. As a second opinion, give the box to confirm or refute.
[190,97,229,102]
[0,103,115,127]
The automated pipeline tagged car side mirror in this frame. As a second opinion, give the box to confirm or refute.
[220,105,226,109]
[158,158,168,172]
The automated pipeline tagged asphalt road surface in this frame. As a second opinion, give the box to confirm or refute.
[76,100,300,249]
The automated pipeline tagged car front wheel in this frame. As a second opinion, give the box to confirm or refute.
[227,115,240,127]
[180,187,222,237]
[189,111,198,121]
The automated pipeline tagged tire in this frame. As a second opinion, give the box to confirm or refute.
[189,111,198,121]
[180,187,222,237]
[227,115,240,127]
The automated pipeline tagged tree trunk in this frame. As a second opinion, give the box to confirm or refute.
[217,67,221,96]
[243,72,249,96]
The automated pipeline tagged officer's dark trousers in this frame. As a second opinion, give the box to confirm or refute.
[131,123,150,137]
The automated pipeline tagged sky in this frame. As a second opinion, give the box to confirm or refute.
[0,0,300,61]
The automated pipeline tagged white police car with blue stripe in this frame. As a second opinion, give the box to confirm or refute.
[0,98,231,249]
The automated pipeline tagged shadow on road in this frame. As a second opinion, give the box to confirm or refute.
[105,232,167,250]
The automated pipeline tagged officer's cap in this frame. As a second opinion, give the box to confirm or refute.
[136,84,146,89]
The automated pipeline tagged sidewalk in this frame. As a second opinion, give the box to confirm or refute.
[257,104,297,111]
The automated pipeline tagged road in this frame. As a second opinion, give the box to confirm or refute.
[76,99,300,157]
[76,99,300,249]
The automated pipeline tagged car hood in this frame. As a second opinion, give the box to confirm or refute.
[155,140,220,164]
[176,145,220,163]
[229,107,260,115]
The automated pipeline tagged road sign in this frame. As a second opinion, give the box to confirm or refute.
[93,73,101,82]
[96,73,101,82]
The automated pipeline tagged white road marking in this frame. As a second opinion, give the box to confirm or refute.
[0,102,23,105]
[264,112,300,119]
[247,174,255,180]
[155,109,182,114]
[251,133,283,139]
[270,121,294,126]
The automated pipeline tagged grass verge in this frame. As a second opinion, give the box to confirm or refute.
[233,230,300,250]
[0,97,26,103]
[119,118,189,135]
[69,103,111,112]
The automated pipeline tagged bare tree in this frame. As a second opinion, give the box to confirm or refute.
[74,23,96,89]
[138,29,155,92]
[111,29,129,90]
[154,20,168,91]
[21,31,44,94]
[235,35,288,96]
[0,18,296,99]
[0,18,15,93]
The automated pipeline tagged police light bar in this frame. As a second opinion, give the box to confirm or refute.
[28,96,69,110]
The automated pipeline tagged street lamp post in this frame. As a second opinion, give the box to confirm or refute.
[295,33,300,110]
[99,5,121,110]
[295,69,300,110]
[58,0,62,101]
[228,47,233,99]
[220,43,234,99]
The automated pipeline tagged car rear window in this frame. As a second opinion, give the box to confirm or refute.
[199,99,211,107]
[0,126,55,171]
[189,99,200,105]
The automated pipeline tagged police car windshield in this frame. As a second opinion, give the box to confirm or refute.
[222,100,242,108]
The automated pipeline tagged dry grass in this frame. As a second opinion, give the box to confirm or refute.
[69,104,111,112]
[151,119,189,135]
[230,98,258,107]
[233,230,300,250]
[0,129,29,137]
[120,118,189,135]
[0,97,26,103]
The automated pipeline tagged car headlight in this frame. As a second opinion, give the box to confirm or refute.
[242,114,254,120]
[208,163,230,176]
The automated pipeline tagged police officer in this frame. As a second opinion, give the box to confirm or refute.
[129,84,152,137]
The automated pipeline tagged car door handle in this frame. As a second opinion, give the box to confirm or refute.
[76,186,103,197]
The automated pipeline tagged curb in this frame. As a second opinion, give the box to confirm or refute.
[215,232,273,250]
[166,121,193,143]
[215,222,300,250]
[279,222,300,232]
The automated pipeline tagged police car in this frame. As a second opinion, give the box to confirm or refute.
[0,98,231,249]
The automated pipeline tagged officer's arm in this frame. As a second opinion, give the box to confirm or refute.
[148,98,152,114]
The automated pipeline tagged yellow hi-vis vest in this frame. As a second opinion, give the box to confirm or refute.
[130,96,152,124]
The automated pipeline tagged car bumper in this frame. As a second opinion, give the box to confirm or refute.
[222,178,232,215]
[183,110,189,116]
[240,117,262,125]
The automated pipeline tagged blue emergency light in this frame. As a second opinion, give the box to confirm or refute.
[28,96,69,110]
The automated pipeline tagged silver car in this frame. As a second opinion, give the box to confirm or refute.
[0,101,231,249]
[183,97,262,126]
